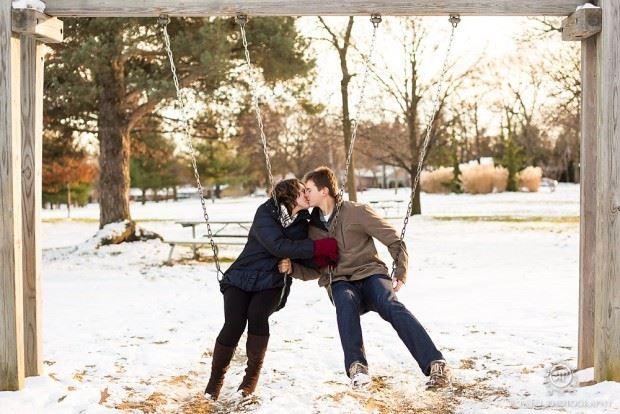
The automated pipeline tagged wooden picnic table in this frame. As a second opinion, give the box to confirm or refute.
[166,220,253,263]
[368,200,404,216]
[176,220,253,238]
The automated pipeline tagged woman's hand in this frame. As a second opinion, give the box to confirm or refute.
[278,258,293,275]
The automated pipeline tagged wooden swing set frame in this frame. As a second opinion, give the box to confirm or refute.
[1,0,618,391]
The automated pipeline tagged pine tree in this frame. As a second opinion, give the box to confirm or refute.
[447,133,463,194]
[497,112,526,192]
[44,17,312,238]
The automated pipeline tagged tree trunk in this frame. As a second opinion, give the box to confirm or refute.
[410,174,421,216]
[141,188,146,205]
[340,71,357,202]
[97,66,131,229]
[382,164,387,189]
[66,183,71,219]
[320,17,357,201]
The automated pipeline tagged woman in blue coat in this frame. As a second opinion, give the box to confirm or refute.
[205,178,338,400]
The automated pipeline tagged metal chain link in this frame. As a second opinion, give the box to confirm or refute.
[390,14,461,279]
[327,14,382,293]
[159,15,224,280]
[237,15,279,209]
[236,15,292,304]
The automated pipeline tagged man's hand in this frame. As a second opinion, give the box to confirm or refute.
[313,237,339,268]
[393,279,404,292]
[278,258,293,275]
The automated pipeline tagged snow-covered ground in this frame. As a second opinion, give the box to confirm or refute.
[2,184,619,413]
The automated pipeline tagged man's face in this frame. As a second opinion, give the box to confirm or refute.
[304,180,325,207]
[295,183,310,210]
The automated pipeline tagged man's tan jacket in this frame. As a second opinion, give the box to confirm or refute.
[292,201,408,286]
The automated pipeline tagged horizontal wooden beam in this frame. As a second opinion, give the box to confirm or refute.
[11,9,63,43]
[43,0,585,17]
[562,6,602,41]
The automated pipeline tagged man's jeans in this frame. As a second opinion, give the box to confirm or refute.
[331,274,444,377]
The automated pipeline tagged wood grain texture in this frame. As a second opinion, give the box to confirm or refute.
[11,10,64,44]
[1,1,25,391]
[594,0,620,383]
[44,0,584,17]
[562,7,602,41]
[20,35,44,378]
[578,35,597,371]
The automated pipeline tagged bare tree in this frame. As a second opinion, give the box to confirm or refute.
[360,18,472,215]
[507,19,581,181]
[316,16,359,201]
[278,109,342,178]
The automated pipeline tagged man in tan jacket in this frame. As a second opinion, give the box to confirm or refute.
[279,166,451,390]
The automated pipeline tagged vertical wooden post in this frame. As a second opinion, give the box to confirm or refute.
[21,35,45,378]
[1,2,25,392]
[594,0,620,382]
[578,36,597,371]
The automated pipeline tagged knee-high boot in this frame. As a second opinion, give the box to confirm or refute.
[204,341,236,400]
[238,334,269,396]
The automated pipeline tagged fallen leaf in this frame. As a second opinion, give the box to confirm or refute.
[99,387,111,404]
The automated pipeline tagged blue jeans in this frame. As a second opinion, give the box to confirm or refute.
[331,275,444,377]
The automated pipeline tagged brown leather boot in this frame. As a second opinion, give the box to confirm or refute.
[238,334,269,396]
[204,341,236,400]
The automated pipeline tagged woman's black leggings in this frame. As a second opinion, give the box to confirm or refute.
[216,286,282,347]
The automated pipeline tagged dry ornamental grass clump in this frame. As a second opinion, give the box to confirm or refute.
[421,167,454,194]
[460,164,508,194]
[517,166,543,192]
[421,164,541,195]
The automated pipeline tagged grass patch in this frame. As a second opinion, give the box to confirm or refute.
[430,215,579,224]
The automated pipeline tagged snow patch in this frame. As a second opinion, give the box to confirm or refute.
[12,0,46,12]
[577,3,600,10]
[75,220,132,253]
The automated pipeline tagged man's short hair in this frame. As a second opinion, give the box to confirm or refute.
[304,166,341,202]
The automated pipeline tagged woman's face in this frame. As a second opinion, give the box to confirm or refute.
[294,183,310,210]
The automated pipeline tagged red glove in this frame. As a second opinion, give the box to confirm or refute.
[313,238,339,268]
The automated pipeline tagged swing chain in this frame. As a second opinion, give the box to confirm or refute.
[370,13,382,28]
[327,14,382,293]
[237,14,279,209]
[158,14,170,27]
[390,14,461,279]
[159,15,224,280]
[330,15,381,236]
[237,14,294,305]
[236,14,249,27]
[449,14,461,28]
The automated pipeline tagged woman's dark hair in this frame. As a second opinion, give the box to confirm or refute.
[272,178,304,216]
